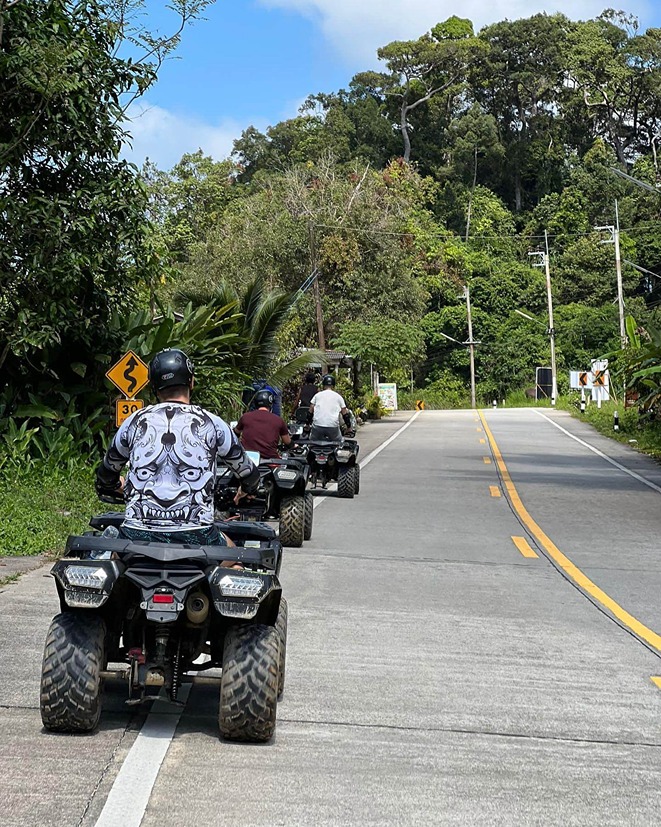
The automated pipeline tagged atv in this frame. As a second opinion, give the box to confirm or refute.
[215,451,313,548]
[39,506,286,744]
[294,433,360,498]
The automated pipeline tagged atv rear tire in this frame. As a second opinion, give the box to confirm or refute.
[338,465,356,499]
[279,496,305,547]
[219,624,280,742]
[40,612,105,733]
[354,465,361,495]
[303,493,314,541]
[275,597,288,700]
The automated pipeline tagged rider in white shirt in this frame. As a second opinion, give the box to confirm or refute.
[308,374,354,441]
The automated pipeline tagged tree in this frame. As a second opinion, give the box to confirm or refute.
[354,17,485,162]
[0,0,213,415]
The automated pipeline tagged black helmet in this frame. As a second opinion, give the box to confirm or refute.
[305,372,317,384]
[149,348,194,392]
[321,373,335,387]
[253,389,274,409]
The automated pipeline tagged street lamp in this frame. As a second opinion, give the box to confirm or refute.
[435,330,482,409]
[528,231,557,406]
[514,308,557,404]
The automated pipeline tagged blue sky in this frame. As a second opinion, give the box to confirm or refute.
[125,0,659,170]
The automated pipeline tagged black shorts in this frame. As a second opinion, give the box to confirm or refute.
[121,525,228,546]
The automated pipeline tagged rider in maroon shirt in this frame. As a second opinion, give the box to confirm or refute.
[234,389,292,460]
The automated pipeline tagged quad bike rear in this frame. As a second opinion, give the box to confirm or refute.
[40,508,287,743]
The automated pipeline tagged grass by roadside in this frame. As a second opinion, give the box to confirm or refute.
[0,463,101,557]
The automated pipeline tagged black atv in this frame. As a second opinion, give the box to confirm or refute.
[214,452,313,548]
[294,433,360,498]
[39,509,287,744]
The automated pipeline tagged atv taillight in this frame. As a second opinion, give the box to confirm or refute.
[152,593,174,604]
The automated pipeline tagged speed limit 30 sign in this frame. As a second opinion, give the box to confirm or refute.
[115,398,144,427]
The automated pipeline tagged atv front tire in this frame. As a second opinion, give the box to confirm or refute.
[219,624,280,742]
[275,597,288,700]
[338,465,356,499]
[303,493,314,541]
[40,612,105,733]
[279,496,305,547]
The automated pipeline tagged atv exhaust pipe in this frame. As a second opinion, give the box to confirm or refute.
[186,591,210,624]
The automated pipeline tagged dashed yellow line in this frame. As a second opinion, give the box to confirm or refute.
[651,677,661,690]
[479,410,661,653]
[479,438,486,444]
[476,427,483,432]
[489,485,501,498]
[483,456,492,464]
[512,536,538,559]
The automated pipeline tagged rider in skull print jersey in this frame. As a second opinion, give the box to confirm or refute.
[96,349,259,537]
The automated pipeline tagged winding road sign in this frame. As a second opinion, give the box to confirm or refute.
[106,351,149,399]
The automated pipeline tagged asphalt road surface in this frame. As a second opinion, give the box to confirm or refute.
[3,408,661,826]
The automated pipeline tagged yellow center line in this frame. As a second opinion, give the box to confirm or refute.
[483,456,492,464]
[479,410,661,653]
[489,485,501,498]
[512,536,538,559]
[651,677,661,690]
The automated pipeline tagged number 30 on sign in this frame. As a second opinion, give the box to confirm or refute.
[115,398,144,427]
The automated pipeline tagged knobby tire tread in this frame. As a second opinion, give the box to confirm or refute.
[304,493,314,540]
[275,597,288,700]
[219,624,280,742]
[280,496,305,547]
[40,612,105,733]
[338,465,356,499]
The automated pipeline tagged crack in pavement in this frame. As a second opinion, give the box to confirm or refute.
[278,716,661,749]
[76,717,139,827]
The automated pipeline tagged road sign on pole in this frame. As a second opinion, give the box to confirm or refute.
[106,351,149,399]
[115,398,144,427]
[415,400,425,411]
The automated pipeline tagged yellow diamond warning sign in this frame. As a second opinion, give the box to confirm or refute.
[106,351,149,399]
[115,398,145,427]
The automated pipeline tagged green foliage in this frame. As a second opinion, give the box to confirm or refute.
[334,319,426,384]
[0,461,101,557]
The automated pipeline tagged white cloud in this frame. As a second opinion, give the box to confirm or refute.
[260,0,653,64]
[121,101,268,170]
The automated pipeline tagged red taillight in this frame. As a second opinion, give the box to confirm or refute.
[153,593,174,604]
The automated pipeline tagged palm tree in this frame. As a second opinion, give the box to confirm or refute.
[173,277,321,413]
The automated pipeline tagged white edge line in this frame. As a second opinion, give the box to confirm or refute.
[94,685,191,827]
[312,411,422,511]
[533,409,661,495]
[94,412,422,822]
[359,410,422,469]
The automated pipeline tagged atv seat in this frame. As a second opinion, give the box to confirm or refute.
[89,513,277,545]
[66,533,279,570]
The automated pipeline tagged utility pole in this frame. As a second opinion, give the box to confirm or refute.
[528,234,557,406]
[614,200,626,348]
[308,223,326,354]
[465,285,477,409]
[595,202,627,349]
[544,231,557,406]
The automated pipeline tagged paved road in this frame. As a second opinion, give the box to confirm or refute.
[3,408,661,826]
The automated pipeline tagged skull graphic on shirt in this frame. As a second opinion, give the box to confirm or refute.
[124,405,218,525]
